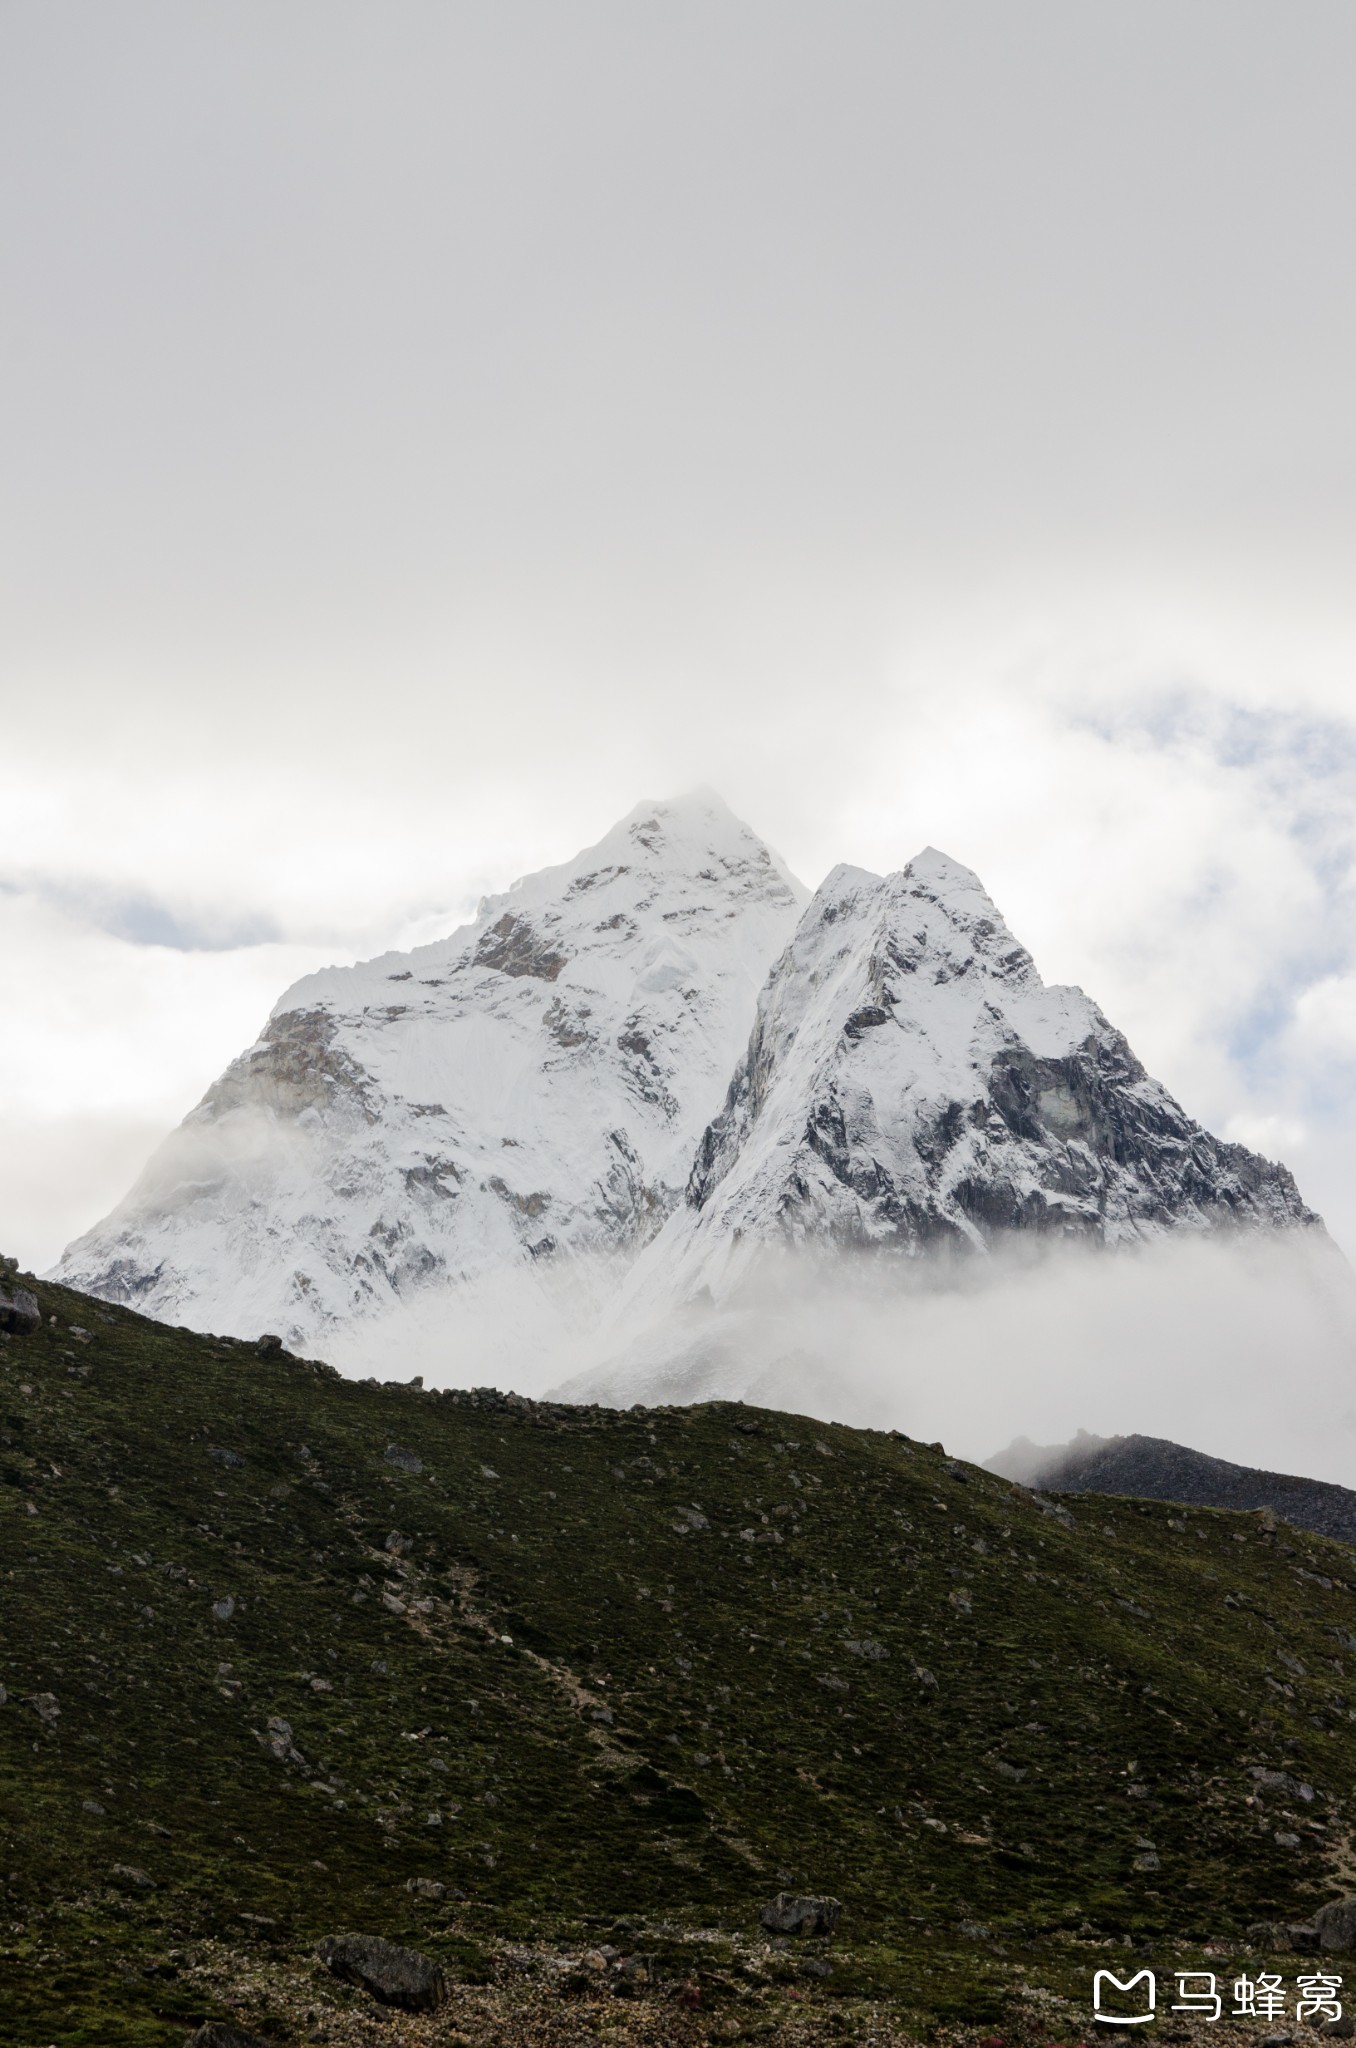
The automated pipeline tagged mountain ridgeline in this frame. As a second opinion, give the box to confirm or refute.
[54,795,1319,1372]
[991,1431,1356,1548]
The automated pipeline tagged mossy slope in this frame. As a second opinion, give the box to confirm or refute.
[3,1276,1355,2040]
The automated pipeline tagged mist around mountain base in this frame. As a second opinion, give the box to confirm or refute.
[316,1226,1356,1489]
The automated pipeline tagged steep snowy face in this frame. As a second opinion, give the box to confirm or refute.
[640,846,1320,1305]
[55,795,807,1346]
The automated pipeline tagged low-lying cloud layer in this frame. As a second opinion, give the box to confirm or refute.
[318,1231,1356,1491]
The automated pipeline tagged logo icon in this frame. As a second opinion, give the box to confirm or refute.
[1094,1969,1157,2025]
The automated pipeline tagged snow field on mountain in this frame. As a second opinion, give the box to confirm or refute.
[55,794,807,1347]
[604,845,1314,1333]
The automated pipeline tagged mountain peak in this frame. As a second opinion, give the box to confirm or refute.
[593,843,1321,1341]
[55,797,807,1348]
[816,860,884,898]
[54,805,1320,1385]
[579,787,798,884]
[904,844,995,902]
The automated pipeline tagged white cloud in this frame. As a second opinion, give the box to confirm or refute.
[0,886,348,1269]
[613,1235,1356,1487]
[350,1235,1356,1493]
[1289,974,1356,1065]
[1222,1112,1309,1157]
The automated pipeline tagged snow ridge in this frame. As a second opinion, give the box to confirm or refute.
[618,846,1319,1313]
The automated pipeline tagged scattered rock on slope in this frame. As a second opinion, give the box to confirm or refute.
[0,1286,41,1336]
[316,1931,448,2010]
[1315,1899,1356,1954]
[759,1892,843,1937]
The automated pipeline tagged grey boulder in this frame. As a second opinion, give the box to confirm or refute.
[1315,1899,1356,1953]
[1247,1922,1320,1951]
[0,1287,40,1336]
[316,1932,448,2011]
[759,1893,843,1938]
[259,1715,304,1766]
[1252,1768,1315,1804]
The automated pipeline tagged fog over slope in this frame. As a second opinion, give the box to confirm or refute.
[544,1234,1356,1487]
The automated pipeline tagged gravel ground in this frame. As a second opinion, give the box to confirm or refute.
[170,1937,1353,2048]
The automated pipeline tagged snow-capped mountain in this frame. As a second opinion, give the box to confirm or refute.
[554,847,1321,1405]
[55,795,807,1348]
[57,812,1323,1395]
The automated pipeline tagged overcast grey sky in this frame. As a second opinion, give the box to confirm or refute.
[3,2,1356,1269]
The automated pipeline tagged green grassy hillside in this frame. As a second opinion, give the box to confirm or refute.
[3,1273,1356,2044]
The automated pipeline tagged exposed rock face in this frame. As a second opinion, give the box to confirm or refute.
[633,850,1319,1308]
[53,795,806,1350]
[987,1430,1356,1546]
[316,1931,448,2010]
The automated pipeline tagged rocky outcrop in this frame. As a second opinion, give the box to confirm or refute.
[1314,1900,1356,1954]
